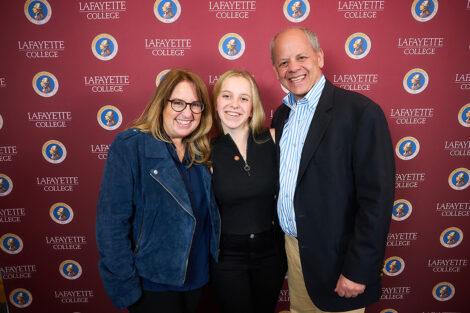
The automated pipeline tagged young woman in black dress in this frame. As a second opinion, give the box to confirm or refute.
[210,70,287,313]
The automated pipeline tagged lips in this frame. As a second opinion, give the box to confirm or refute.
[175,118,193,127]
[289,75,306,83]
[225,111,241,118]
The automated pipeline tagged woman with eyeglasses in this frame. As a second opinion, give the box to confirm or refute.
[96,68,220,313]
[209,70,287,313]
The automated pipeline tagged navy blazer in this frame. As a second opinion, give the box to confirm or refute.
[96,129,220,309]
[272,80,395,311]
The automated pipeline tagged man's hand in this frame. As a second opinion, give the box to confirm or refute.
[334,274,366,298]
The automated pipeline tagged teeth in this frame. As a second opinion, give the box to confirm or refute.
[227,112,239,117]
[290,75,305,82]
[176,120,191,125]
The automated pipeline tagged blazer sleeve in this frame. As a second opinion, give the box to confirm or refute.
[95,135,142,309]
[341,101,395,285]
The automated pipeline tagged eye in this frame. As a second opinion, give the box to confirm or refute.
[241,97,249,102]
[222,94,230,99]
[279,61,287,68]
[172,100,185,106]
[191,102,203,108]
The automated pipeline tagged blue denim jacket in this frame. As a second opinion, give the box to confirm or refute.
[96,129,220,309]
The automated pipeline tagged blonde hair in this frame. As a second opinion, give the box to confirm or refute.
[132,68,212,166]
[212,70,267,139]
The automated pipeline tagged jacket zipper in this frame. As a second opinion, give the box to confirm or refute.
[150,173,195,284]
[133,207,146,254]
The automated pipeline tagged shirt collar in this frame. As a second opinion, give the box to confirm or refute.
[282,75,326,110]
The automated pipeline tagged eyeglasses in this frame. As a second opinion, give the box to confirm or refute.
[168,99,205,114]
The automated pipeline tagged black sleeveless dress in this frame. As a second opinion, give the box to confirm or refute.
[210,129,287,313]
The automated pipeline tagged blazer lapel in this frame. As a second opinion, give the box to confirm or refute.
[296,81,334,186]
[274,104,291,163]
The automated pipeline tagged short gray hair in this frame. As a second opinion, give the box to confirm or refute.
[270,27,321,65]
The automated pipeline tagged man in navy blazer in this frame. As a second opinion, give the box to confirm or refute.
[270,27,395,312]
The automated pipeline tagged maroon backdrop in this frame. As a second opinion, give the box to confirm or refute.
[0,1,469,312]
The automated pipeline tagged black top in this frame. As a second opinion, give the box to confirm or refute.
[211,129,278,235]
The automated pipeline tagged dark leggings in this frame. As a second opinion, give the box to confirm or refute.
[127,287,204,313]
[210,230,287,313]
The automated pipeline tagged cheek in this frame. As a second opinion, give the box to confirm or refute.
[245,103,253,116]
[216,100,227,115]
[193,114,202,127]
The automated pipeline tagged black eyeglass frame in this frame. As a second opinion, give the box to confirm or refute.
[168,99,205,114]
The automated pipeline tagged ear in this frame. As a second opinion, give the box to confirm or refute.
[272,64,281,80]
[317,48,325,69]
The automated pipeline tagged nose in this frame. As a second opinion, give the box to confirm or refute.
[229,99,239,108]
[287,60,300,73]
[180,103,193,116]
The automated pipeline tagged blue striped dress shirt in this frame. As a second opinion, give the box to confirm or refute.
[277,75,326,237]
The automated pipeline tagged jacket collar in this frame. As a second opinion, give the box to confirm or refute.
[144,133,193,214]
[144,132,169,158]
[143,132,212,216]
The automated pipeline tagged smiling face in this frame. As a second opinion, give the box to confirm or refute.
[272,28,324,100]
[162,81,201,144]
[216,75,253,134]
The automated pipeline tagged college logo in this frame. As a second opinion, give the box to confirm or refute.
[380,309,398,313]
[59,260,82,280]
[395,137,420,160]
[50,202,73,225]
[156,69,170,87]
[283,0,310,23]
[338,0,384,19]
[448,168,470,190]
[397,37,444,55]
[97,105,122,131]
[79,1,126,20]
[28,111,72,128]
[411,0,438,22]
[9,288,32,308]
[440,227,463,248]
[92,34,118,61]
[0,233,23,254]
[392,199,412,221]
[218,33,245,60]
[84,74,130,93]
[42,140,67,164]
[209,1,255,19]
[24,0,51,25]
[0,174,13,196]
[18,40,64,59]
[403,68,429,94]
[154,0,181,23]
[36,176,79,192]
[455,73,470,90]
[458,103,470,127]
[345,33,371,59]
[383,256,405,276]
[32,71,58,97]
[432,282,454,301]
[333,73,378,91]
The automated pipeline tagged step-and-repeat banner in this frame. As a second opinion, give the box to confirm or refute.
[0,1,469,312]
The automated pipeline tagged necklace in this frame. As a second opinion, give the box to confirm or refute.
[243,161,251,176]
[227,132,251,176]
